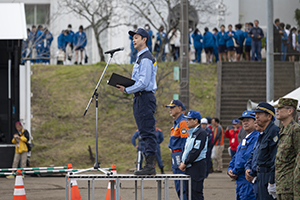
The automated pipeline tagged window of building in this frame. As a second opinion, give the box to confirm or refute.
[25,4,50,26]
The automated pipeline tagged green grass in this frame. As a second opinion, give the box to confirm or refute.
[30,62,217,172]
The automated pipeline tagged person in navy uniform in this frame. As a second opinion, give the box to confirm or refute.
[165,100,188,200]
[252,102,280,200]
[179,110,207,200]
[228,110,259,200]
[117,28,157,175]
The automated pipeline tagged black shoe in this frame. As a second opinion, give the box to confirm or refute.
[160,167,165,174]
[79,62,82,65]
[74,61,78,65]
[134,155,156,175]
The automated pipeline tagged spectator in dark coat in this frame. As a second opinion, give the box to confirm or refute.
[248,20,264,61]
[274,18,284,61]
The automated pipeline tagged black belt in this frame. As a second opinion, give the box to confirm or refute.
[134,91,152,97]
[257,166,271,173]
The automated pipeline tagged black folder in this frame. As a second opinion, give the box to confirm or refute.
[107,73,135,88]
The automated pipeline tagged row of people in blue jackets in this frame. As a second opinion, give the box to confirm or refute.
[22,25,53,64]
[58,25,87,52]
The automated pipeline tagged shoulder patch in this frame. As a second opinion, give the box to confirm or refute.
[181,128,187,135]
[273,135,278,143]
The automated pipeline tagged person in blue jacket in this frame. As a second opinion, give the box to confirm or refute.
[145,24,154,53]
[235,24,245,61]
[129,25,138,64]
[42,29,53,64]
[244,23,253,61]
[192,28,203,63]
[224,24,236,62]
[248,20,264,61]
[131,126,165,174]
[73,25,87,65]
[246,103,279,200]
[212,28,219,62]
[66,24,75,49]
[179,110,208,200]
[28,25,37,64]
[131,129,145,169]
[228,110,259,200]
[279,23,289,61]
[35,25,45,63]
[203,27,215,63]
[216,25,227,62]
[156,25,167,61]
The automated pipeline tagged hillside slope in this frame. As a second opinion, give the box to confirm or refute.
[30,62,217,172]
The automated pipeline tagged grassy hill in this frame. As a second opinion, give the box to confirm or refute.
[30,62,217,172]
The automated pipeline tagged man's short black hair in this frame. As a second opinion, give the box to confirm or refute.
[249,22,254,27]
[213,118,220,124]
[193,118,201,124]
[68,24,72,28]
[220,24,225,28]
[275,18,280,23]
[32,25,36,29]
[254,20,259,23]
[286,24,291,30]
[38,25,43,29]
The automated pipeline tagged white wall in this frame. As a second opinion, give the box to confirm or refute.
[239,0,300,29]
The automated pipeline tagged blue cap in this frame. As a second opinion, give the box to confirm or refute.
[238,110,256,120]
[128,28,149,40]
[254,102,275,117]
[165,100,186,111]
[184,110,201,120]
[232,119,239,124]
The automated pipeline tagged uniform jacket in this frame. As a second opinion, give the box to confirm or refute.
[192,33,203,50]
[275,120,300,195]
[58,33,66,50]
[216,31,226,46]
[235,30,245,46]
[213,125,224,145]
[245,138,259,177]
[131,130,145,152]
[229,130,259,183]
[225,126,241,151]
[224,31,236,47]
[248,26,264,42]
[256,121,280,184]
[244,31,252,46]
[66,30,74,44]
[45,32,53,49]
[181,125,207,168]
[73,31,87,48]
[203,31,215,48]
[125,47,157,94]
[12,129,29,153]
[35,30,45,46]
[168,113,189,151]
[205,127,213,144]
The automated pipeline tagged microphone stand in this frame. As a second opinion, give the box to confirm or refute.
[75,52,117,175]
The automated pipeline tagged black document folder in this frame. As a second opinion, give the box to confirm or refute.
[107,73,135,88]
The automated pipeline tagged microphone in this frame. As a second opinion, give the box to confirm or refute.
[104,47,124,54]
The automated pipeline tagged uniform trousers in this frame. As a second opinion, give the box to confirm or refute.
[257,171,274,200]
[133,92,157,156]
[185,159,206,200]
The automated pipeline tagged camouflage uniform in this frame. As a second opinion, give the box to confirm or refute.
[275,98,300,200]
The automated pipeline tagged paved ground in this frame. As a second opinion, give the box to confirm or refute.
[0,172,236,199]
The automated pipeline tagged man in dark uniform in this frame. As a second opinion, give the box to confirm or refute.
[274,18,284,61]
[117,28,157,175]
[179,110,207,200]
[253,102,280,200]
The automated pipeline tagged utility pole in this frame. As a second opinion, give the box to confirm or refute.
[266,0,274,102]
[180,0,189,110]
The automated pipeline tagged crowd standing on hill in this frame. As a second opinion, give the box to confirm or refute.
[21,24,87,65]
[129,18,300,64]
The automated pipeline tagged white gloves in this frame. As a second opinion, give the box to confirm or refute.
[267,183,277,199]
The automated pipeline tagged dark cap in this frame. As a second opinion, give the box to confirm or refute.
[254,102,275,117]
[128,28,149,40]
[184,110,201,120]
[165,100,186,111]
[274,98,298,109]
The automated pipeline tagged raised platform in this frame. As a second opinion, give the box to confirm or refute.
[66,173,191,200]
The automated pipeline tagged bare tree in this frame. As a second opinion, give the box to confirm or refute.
[127,0,216,61]
[59,0,120,61]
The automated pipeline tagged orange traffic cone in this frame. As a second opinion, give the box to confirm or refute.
[105,165,120,200]
[13,170,27,200]
[66,164,82,200]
